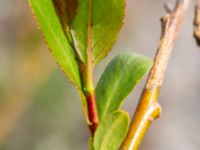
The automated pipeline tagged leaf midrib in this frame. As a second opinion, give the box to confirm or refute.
[87,0,93,61]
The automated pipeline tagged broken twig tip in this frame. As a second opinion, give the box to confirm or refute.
[194,0,200,46]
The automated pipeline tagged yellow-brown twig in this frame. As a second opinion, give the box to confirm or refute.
[121,0,190,149]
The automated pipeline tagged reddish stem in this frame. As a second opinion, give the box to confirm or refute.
[86,93,99,136]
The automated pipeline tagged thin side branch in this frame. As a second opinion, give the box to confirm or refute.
[121,0,189,149]
[194,0,200,45]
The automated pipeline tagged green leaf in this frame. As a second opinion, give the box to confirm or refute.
[96,53,152,121]
[28,0,81,89]
[70,0,125,64]
[94,110,130,150]
[92,0,125,64]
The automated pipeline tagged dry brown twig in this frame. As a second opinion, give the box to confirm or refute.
[121,0,190,149]
[194,0,200,45]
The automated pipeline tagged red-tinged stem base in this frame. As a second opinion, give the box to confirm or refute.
[86,93,99,136]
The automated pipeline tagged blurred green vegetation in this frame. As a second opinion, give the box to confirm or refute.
[0,70,89,150]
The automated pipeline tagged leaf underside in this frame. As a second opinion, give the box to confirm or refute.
[96,53,152,121]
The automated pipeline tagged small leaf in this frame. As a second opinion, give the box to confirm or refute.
[52,0,78,47]
[94,110,130,150]
[96,53,152,121]
[28,0,81,89]
[52,0,77,26]
[70,0,125,64]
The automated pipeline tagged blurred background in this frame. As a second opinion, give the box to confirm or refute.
[0,0,199,149]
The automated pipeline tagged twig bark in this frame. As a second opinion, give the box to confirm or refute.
[121,0,189,149]
[194,0,200,45]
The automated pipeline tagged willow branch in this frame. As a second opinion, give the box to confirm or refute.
[121,0,190,149]
[194,0,200,45]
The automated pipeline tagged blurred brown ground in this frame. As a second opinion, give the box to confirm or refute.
[0,0,200,150]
